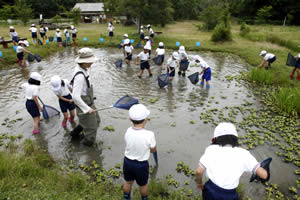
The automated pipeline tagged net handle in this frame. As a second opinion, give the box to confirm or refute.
[38,97,45,105]
[78,105,113,115]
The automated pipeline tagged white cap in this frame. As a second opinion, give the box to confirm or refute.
[297,53,300,58]
[259,50,267,56]
[140,26,144,29]
[129,104,150,121]
[214,122,238,138]
[179,46,185,52]
[64,29,68,33]
[144,45,151,50]
[193,55,201,61]
[23,40,29,47]
[31,24,35,27]
[124,34,128,38]
[172,52,179,59]
[75,48,97,64]
[30,72,42,82]
[147,24,151,27]
[9,26,14,29]
[71,25,74,29]
[159,42,164,47]
[50,75,61,92]
[56,28,60,31]
[145,36,149,40]
[18,41,24,45]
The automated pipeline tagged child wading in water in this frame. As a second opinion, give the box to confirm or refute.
[140,26,144,42]
[64,29,71,46]
[290,53,300,80]
[178,46,188,76]
[259,50,276,70]
[16,41,31,67]
[195,122,269,200]
[124,40,134,66]
[123,104,157,200]
[71,26,77,46]
[56,28,62,47]
[39,25,47,44]
[194,55,211,89]
[21,72,43,134]
[155,42,165,69]
[136,46,152,78]
[167,52,179,83]
[29,24,38,46]
[50,75,76,128]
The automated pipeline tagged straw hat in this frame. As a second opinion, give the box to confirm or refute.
[75,48,97,64]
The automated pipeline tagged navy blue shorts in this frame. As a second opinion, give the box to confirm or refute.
[17,52,24,61]
[160,55,165,63]
[295,60,300,69]
[140,61,150,70]
[32,32,37,38]
[150,33,154,38]
[12,36,19,42]
[40,33,45,38]
[109,32,113,37]
[26,100,40,118]
[202,180,238,200]
[57,37,62,42]
[126,52,132,60]
[59,94,75,113]
[72,33,77,38]
[123,157,149,186]
[202,67,211,81]
[149,50,151,56]
[140,33,144,40]
[267,56,276,66]
[168,67,175,77]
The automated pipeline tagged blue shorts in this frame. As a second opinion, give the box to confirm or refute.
[57,37,62,42]
[140,33,144,40]
[202,67,211,81]
[26,100,40,118]
[12,36,19,42]
[17,52,24,61]
[40,33,45,38]
[109,32,113,37]
[126,52,132,60]
[158,55,165,63]
[140,61,150,70]
[150,33,154,38]
[168,67,175,77]
[123,157,149,186]
[72,33,77,38]
[267,56,276,66]
[59,94,75,113]
[32,32,37,38]
[202,180,238,200]
[295,60,300,69]
[66,37,71,42]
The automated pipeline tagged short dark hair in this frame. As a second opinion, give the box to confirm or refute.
[159,46,164,49]
[28,78,41,86]
[212,135,239,147]
[131,119,145,124]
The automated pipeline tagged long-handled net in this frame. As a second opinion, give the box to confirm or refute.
[250,157,272,183]
[115,59,123,68]
[34,54,42,62]
[179,59,189,71]
[152,55,163,65]
[27,53,35,62]
[188,72,199,84]
[93,95,138,112]
[158,73,169,88]
[286,53,297,67]
[38,97,60,120]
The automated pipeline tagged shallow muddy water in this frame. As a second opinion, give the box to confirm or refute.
[0,48,298,199]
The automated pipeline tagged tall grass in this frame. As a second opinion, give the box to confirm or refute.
[248,68,273,84]
[272,87,300,116]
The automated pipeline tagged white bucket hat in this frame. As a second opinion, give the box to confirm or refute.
[297,53,300,58]
[23,40,29,47]
[31,24,35,27]
[124,34,128,38]
[144,36,149,40]
[140,26,144,29]
[50,75,62,92]
[159,42,164,47]
[64,29,68,33]
[30,72,42,82]
[179,46,185,52]
[9,26,14,29]
[75,48,97,64]
[214,122,238,138]
[193,55,201,62]
[259,50,267,56]
[18,41,24,45]
[129,104,150,121]
[172,52,179,60]
[56,28,60,31]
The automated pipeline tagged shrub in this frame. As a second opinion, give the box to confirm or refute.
[240,22,250,36]
[211,23,232,42]
[198,4,223,31]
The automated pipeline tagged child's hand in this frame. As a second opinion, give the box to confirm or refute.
[68,99,73,104]
[196,183,204,190]
[39,107,43,112]
[136,62,139,65]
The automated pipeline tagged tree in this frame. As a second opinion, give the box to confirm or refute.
[70,8,81,25]
[255,6,272,24]
[52,14,62,24]
[0,5,16,20]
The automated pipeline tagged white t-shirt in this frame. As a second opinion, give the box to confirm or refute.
[29,27,37,33]
[167,58,177,68]
[65,31,70,38]
[10,31,18,37]
[264,53,275,61]
[124,38,130,44]
[178,51,187,60]
[199,145,259,190]
[124,127,156,161]
[145,40,151,50]
[52,79,71,97]
[125,45,134,53]
[108,26,114,32]
[21,83,39,100]
[71,29,77,34]
[155,48,165,56]
[72,66,91,114]
[149,28,154,34]
[140,29,144,34]
[138,51,149,61]
[199,58,209,69]
[16,46,24,53]
[40,28,45,33]
[56,32,62,38]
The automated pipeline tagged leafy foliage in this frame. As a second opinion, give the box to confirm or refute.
[211,5,232,42]
[255,6,272,24]
[198,4,223,31]
[239,22,250,36]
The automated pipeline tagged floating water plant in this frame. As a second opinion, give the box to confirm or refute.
[103,126,115,132]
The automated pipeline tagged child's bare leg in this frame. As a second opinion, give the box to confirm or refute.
[138,70,144,77]
[33,117,40,131]
[69,109,75,121]
[63,112,68,124]
[140,184,148,198]
[147,68,152,76]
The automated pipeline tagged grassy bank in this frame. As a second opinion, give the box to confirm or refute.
[0,21,299,115]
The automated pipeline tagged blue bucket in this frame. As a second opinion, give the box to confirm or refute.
[0,51,2,58]
[83,37,87,42]
[130,39,134,44]
[100,38,104,42]
[54,37,57,42]
[196,42,200,47]
[46,39,49,44]
[122,39,125,43]
[13,46,17,52]
[176,42,180,46]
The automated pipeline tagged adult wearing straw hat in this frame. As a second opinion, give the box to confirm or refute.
[70,48,100,146]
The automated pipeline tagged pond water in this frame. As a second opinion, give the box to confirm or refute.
[0,48,298,199]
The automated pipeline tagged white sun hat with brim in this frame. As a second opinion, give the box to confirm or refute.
[123,34,128,38]
[75,48,98,64]
[159,42,164,47]
[30,72,42,82]
[144,36,149,40]
[259,50,267,56]
[214,122,238,138]
[129,104,150,121]
[23,40,29,47]
[144,45,151,50]
[56,28,60,31]
[31,24,35,27]
[179,46,185,52]
[50,75,62,92]
[172,52,179,60]
[193,55,201,62]
[9,26,14,29]
[18,41,24,45]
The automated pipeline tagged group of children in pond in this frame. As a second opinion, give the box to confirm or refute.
[21,47,271,200]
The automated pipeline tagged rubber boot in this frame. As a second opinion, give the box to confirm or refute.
[206,84,210,89]
[296,76,300,80]
[178,71,182,75]
[200,81,204,85]
[182,72,186,77]
[290,73,294,79]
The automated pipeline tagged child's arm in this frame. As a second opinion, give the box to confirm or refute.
[57,95,72,104]
[136,56,139,65]
[195,165,205,190]
[33,96,43,112]
[150,146,156,153]
[255,167,268,180]
[259,60,267,68]
[199,67,206,75]
[23,48,31,54]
